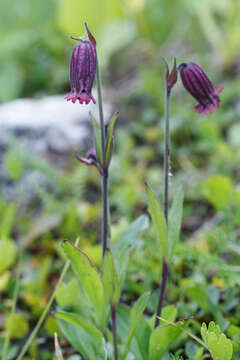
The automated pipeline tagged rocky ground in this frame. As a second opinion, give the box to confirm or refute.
[0,94,112,206]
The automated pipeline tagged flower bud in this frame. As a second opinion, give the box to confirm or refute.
[75,148,98,166]
[66,39,96,105]
[164,58,178,96]
[178,62,224,114]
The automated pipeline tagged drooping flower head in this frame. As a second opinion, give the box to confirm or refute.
[66,23,97,105]
[178,62,224,114]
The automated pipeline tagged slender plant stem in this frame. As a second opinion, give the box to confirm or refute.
[95,50,111,264]
[111,304,118,360]
[16,239,79,360]
[154,260,169,328]
[155,88,170,328]
[96,53,105,160]
[95,43,115,360]
[163,89,170,227]
[101,170,110,262]
[1,250,22,360]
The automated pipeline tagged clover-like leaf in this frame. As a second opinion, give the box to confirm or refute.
[200,321,233,360]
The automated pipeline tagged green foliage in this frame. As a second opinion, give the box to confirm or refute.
[194,348,204,360]
[168,188,184,261]
[103,249,119,304]
[55,312,104,345]
[201,322,233,360]
[185,286,210,311]
[2,1,240,359]
[61,241,106,329]
[0,202,16,240]
[105,112,119,168]
[56,218,151,360]
[55,279,85,310]
[113,214,149,290]
[146,184,167,260]
[149,306,181,360]
[0,344,18,360]
[57,317,105,360]
[97,20,136,67]
[0,240,17,273]
[3,148,24,181]
[202,175,233,210]
[134,318,151,359]
[5,314,29,339]
[44,317,59,337]
[57,0,123,40]
[0,0,69,102]
[122,292,150,359]
[90,112,103,166]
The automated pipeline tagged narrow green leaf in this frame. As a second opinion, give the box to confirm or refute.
[55,312,103,342]
[114,250,129,300]
[105,138,113,168]
[103,249,119,304]
[116,304,131,344]
[90,112,102,165]
[149,305,181,360]
[168,187,184,260]
[122,292,150,360]
[61,240,105,328]
[146,184,167,260]
[113,215,149,256]
[57,318,105,360]
[105,112,119,166]
[134,318,151,360]
[130,292,150,326]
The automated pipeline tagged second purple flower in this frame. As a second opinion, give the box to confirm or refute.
[178,62,224,114]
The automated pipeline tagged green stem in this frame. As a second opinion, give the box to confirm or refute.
[16,239,79,360]
[154,260,169,328]
[155,88,170,328]
[157,317,207,349]
[163,89,170,227]
[111,303,118,360]
[101,170,110,264]
[1,251,21,360]
[95,50,111,265]
[96,53,105,162]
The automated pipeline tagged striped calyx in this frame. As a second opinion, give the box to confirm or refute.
[178,62,223,114]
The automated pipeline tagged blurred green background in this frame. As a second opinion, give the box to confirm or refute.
[1,0,240,359]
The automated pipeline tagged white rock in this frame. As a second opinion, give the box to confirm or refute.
[0,94,112,154]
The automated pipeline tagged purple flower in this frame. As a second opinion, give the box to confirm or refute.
[66,28,97,105]
[178,62,224,114]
